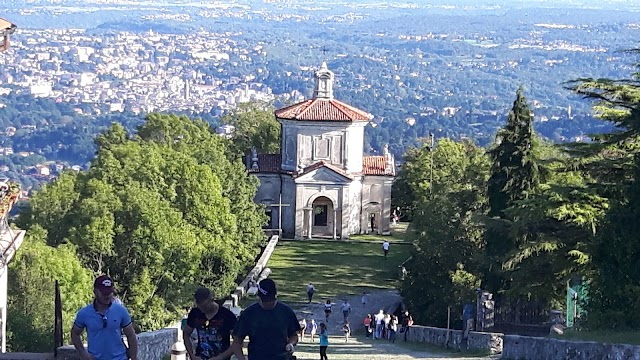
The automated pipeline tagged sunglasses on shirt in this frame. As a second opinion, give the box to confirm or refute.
[102,315,108,328]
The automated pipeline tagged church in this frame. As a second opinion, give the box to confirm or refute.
[247,62,394,239]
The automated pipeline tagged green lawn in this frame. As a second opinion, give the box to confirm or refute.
[265,240,411,303]
[349,222,415,243]
[551,329,640,345]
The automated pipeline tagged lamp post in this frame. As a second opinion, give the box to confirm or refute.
[429,132,435,194]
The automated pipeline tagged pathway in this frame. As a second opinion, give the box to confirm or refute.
[287,290,495,360]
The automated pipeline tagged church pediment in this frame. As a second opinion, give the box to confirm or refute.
[295,166,352,184]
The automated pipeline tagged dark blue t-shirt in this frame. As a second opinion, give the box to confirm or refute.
[233,301,300,360]
[186,305,237,360]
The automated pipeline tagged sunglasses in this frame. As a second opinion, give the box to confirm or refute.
[102,315,108,328]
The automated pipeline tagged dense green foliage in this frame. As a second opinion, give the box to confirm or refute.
[10,114,267,350]
[400,139,489,327]
[399,51,640,331]
[563,52,640,329]
[220,102,281,156]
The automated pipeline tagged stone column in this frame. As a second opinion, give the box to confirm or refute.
[307,209,313,239]
[332,209,337,240]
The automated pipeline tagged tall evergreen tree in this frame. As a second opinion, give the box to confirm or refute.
[487,87,540,217]
[484,87,541,294]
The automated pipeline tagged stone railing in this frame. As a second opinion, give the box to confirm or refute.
[229,234,279,306]
[55,326,178,360]
[404,325,504,355]
[502,335,640,360]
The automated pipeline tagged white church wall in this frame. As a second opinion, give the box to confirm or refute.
[362,176,394,234]
[279,120,364,173]
[344,122,366,173]
[346,179,363,235]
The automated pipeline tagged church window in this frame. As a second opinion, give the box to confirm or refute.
[314,137,331,160]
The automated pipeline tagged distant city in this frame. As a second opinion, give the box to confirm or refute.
[0,0,639,192]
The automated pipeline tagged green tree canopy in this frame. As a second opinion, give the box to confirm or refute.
[220,102,281,156]
[566,49,640,329]
[400,139,489,327]
[7,225,94,352]
[17,114,267,332]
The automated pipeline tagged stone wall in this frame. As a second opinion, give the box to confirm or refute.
[502,335,640,360]
[55,326,178,360]
[404,325,503,355]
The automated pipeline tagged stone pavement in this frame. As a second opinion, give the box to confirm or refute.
[291,336,494,360]
[287,289,495,360]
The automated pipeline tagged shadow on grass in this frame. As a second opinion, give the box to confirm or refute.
[267,241,412,303]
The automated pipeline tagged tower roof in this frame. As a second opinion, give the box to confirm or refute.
[275,62,372,122]
[275,98,372,122]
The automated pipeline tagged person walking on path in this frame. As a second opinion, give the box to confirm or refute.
[340,299,351,323]
[324,299,332,323]
[231,279,301,360]
[402,311,414,342]
[373,310,384,339]
[363,314,372,338]
[306,283,315,303]
[71,275,138,360]
[298,318,307,342]
[382,240,390,259]
[361,292,368,308]
[388,316,398,344]
[342,322,351,343]
[318,323,329,360]
[183,287,238,360]
[309,319,318,343]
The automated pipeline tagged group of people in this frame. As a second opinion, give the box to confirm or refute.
[363,310,413,343]
[71,275,413,360]
[72,276,301,360]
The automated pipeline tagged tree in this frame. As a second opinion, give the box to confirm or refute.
[18,114,267,333]
[497,144,607,307]
[484,87,542,295]
[7,225,94,352]
[565,49,640,329]
[400,139,489,327]
[487,87,541,217]
[220,102,280,156]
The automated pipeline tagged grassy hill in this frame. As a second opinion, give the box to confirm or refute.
[266,227,413,303]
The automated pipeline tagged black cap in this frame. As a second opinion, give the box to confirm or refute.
[257,279,277,301]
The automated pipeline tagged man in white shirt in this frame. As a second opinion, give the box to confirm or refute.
[382,241,390,259]
[374,310,385,339]
[306,283,315,303]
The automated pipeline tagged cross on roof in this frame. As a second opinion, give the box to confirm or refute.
[321,46,329,59]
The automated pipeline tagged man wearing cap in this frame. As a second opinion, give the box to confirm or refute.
[71,275,138,360]
[231,279,300,360]
[183,287,239,360]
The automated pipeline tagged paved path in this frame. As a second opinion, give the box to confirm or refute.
[288,290,495,360]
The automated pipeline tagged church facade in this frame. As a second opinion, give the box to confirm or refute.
[247,63,394,239]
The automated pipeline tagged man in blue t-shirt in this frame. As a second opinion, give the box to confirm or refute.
[231,279,300,360]
[71,275,138,360]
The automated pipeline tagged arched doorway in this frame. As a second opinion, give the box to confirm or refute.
[311,196,335,237]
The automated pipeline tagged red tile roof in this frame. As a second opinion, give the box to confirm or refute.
[248,154,282,173]
[363,156,394,176]
[0,19,16,33]
[275,98,373,122]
